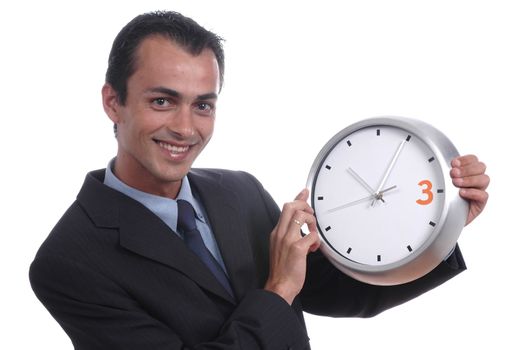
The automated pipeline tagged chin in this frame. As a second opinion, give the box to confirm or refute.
[156,165,191,182]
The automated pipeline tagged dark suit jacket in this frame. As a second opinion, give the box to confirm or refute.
[30,168,466,349]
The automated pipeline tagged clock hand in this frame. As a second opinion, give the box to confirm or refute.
[346,166,385,203]
[372,139,406,205]
[371,185,397,206]
[326,185,397,214]
[326,194,374,214]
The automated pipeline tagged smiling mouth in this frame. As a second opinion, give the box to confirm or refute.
[155,140,191,157]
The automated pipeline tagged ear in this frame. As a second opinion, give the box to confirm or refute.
[101,83,121,124]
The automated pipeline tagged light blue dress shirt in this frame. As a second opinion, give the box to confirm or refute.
[103,160,228,273]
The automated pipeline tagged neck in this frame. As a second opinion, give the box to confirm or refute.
[112,157,183,199]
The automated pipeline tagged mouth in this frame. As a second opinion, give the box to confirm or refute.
[154,140,191,158]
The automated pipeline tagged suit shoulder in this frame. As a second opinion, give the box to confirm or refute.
[190,167,276,210]
[33,199,116,260]
[190,168,263,190]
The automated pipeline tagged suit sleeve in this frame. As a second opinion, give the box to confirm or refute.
[30,254,309,350]
[248,172,467,319]
[300,245,466,317]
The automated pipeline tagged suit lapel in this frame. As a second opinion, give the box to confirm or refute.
[77,170,235,304]
[188,170,257,300]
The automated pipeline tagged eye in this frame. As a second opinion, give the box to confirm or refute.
[152,97,170,107]
[195,102,215,114]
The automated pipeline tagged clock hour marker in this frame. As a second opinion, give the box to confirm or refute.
[428,156,435,162]
[377,255,381,262]
[325,165,332,170]
[347,140,352,147]
[317,196,324,200]
[325,226,332,232]
[437,189,444,193]
[347,247,352,254]
[407,245,413,252]
[376,129,381,136]
[406,135,412,142]
[429,221,436,227]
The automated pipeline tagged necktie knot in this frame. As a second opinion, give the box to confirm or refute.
[177,199,197,233]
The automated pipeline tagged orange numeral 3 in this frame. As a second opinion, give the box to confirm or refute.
[416,180,433,205]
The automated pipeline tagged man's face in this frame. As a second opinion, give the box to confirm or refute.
[105,35,220,197]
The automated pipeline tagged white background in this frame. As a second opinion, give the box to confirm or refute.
[1,0,524,348]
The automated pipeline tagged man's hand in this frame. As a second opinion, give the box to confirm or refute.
[264,189,320,305]
[450,154,490,226]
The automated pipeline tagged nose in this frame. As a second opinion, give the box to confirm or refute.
[167,105,196,139]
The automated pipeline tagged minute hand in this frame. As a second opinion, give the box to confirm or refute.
[373,139,407,204]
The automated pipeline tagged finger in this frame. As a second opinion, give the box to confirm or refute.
[459,187,489,204]
[293,189,314,214]
[294,188,309,201]
[293,210,319,243]
[286,210,316,239]
[273,189,315,240]
[296,229,321,253]
[303,209,318,236]
[278,201,311,230]
[452,173,490,190]
[450,159,486,178]
[307,230,321,252]
[277,192,314,231]
[451,154,478,168]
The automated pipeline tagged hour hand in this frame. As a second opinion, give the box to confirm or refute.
[346,167,385,203]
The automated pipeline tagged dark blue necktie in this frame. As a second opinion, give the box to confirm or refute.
[177,200,234,298]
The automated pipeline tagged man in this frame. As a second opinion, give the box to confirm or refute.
[29,11,490,349]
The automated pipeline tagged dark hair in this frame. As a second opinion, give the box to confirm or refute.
[105,11,225,105]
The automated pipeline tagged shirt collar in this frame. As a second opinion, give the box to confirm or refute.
[103,159,204,233]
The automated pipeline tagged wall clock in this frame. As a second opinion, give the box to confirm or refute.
[306,117,468,285]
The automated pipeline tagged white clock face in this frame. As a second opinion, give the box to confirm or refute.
[312,125,446,266]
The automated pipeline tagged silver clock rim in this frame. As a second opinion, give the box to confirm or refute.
[306,116,469,285]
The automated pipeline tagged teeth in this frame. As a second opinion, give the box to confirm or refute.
[158,141,189,154]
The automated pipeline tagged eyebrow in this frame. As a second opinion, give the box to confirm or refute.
[147,87,218,100]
